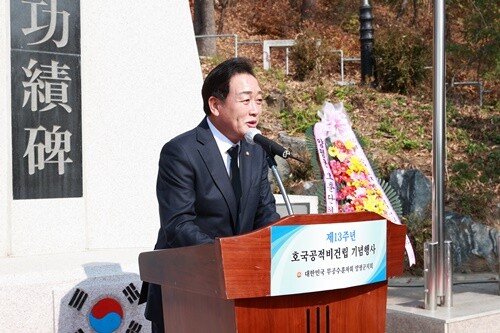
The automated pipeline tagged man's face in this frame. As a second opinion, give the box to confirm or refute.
[209,73,262,143]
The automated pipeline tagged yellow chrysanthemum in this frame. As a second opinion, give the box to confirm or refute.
[328,146,338,157]
[363,194,386,215]
[344,140,355,150]
[349,156,365,173]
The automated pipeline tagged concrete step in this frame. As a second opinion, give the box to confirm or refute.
[386,273,500,333]
[0,248,150,332]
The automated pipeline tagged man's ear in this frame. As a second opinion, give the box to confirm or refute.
[208,96,220,116]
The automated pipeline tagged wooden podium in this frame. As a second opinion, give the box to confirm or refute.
[139,212,406,332]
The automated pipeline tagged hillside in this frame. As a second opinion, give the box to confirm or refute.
[192,1,499,228]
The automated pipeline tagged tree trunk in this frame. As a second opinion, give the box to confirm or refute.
[412,0,419,26]
[194,0,216,57]
[300,0,316,20]
[396,0,409,19]
[217,0,231,34]
[396,0,419,26]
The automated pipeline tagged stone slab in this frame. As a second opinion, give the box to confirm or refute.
[274,194,318,216]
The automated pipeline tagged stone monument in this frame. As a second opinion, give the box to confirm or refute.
[0,1,202,331]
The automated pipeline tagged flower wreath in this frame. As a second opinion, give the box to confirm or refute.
[308,102,415,265]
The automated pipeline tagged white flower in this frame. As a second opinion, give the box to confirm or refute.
[317,102,351,140]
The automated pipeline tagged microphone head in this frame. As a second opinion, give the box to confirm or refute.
[244,128,261,144]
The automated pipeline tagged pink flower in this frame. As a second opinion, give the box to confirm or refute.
[327,136,387,217]
[334,140,345,150]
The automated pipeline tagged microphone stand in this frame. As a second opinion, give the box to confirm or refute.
[266,154,294,215]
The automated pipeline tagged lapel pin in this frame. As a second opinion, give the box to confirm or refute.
[245,151,250,156]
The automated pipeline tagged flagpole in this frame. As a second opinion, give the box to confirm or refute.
[430,0,451,308]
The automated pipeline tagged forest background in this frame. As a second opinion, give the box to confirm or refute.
[189,0,499,269]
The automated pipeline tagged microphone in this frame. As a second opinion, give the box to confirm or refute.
[244,129,303,162]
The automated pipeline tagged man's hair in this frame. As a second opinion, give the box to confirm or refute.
[202,57,256,116]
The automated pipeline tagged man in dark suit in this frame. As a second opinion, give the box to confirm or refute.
[141,57,281,332]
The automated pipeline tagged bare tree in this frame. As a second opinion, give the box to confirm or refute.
[194,0,216,56]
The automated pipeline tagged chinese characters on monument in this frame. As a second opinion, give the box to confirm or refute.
[11,0,82,199]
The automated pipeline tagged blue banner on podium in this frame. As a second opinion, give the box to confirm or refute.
[270,219,387,296]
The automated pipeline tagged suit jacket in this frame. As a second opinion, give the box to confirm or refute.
[142,117,281,326]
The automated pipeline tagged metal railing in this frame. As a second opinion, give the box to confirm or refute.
[452,80,489,107]
[331,50,360,85]
[195,34,360,83]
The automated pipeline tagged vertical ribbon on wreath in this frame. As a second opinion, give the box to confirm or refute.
[314,124,338,213]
